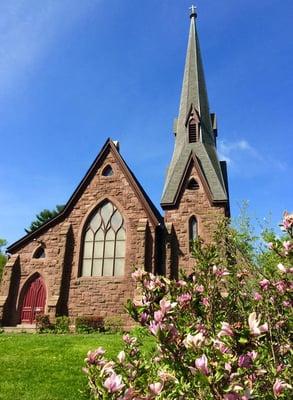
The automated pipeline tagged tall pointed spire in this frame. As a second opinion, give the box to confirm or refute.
[161,7,228,207]
[177,5,213,145]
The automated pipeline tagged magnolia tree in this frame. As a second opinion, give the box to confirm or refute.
[83,213,292,399]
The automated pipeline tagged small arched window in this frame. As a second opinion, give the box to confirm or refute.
[33,246,45,259]
[102,165,113,177]
[187,178,199,190]
[81,200,125,277]
[189,216,198,251]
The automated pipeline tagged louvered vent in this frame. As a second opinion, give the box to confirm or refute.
[189,122,197,143]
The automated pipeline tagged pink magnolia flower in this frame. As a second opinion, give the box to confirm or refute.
[253,292,262,301]
[149,382,164,395]
[176,279,187,287]
[282,211,293,230]
[140,312,148,323]
[238,354,253,368]
[273,379,292,396]
[212,265,230,278]
[267,242,274,250]
[85,347,105,365]
[275,280,286,294]
[122,334,137,345]
[283,240,292,254]
[225,362,232,372]
[218,322,234,337]
[201,297,210,307]
[154,310,164,323]
[248,312,268,336]
[104,372,125,393]
[283,300,291,307]
[177,292,192,306]
[195,354,209,375]
[259,279,270,291]
[131,268,146,281]
[159,298,172,314]
[213,339,230,354]
[247,350,257,361]
[183,332,205,349]
[224,392,239,400]
[195,284,204,293]
[149,320,161,336]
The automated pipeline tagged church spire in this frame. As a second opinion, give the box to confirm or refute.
[161,7,229,207]
[176,5,213,145]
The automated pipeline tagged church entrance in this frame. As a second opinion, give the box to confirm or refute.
[20,276,46,324]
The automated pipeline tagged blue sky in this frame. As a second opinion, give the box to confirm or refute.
[0,0,292,246]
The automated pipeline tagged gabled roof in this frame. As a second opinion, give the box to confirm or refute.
[7,139,162,253]
[161,146,227,207]
[161,9,229,207]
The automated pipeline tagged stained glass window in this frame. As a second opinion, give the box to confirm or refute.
[81,201,125,276]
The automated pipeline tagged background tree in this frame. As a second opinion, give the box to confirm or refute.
[0,239,7,282]
[25,205,65,233]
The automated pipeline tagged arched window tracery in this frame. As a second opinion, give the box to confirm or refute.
[81,201,125,277]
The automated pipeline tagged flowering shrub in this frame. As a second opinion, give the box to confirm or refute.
[84,213,292,399]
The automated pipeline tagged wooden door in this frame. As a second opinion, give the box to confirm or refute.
[21,277,46,324]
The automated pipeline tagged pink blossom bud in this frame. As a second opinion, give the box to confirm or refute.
[117,351,125,364]
[201,297,210,307]
[253,292,262,301]
[149,382,163,395]
[273,379,292,396]
[195,354,209,375]
[149,320,161,336]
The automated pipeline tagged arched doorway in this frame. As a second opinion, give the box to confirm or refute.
[20,275,46,324]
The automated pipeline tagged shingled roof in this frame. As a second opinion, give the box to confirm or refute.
[161,8,228,207]
[7,139,162,253]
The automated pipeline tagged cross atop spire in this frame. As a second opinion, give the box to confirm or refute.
[189,5,197,18]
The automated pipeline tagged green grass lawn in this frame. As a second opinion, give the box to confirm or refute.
[0,333,150,400]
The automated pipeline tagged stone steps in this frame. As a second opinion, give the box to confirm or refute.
[2,324,36,333]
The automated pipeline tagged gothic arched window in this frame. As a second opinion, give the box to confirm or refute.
[81,201,126,277]
[189,216,198,251]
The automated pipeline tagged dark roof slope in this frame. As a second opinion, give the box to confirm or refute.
[7,139,162,253]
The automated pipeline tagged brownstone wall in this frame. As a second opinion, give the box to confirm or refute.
[0,146,157,326]
[164,162,226,276]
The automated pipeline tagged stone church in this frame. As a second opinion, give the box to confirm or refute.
[0,9,229,327]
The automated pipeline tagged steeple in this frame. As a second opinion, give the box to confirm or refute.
[177,5,213,146]
[161,7,229,207]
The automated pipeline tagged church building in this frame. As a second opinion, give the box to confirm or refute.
[0,8,229,327]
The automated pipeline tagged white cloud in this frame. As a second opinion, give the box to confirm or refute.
[218,139,287,175]
[0,1,95,97]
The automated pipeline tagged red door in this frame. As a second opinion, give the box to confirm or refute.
[21,277,46,324]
